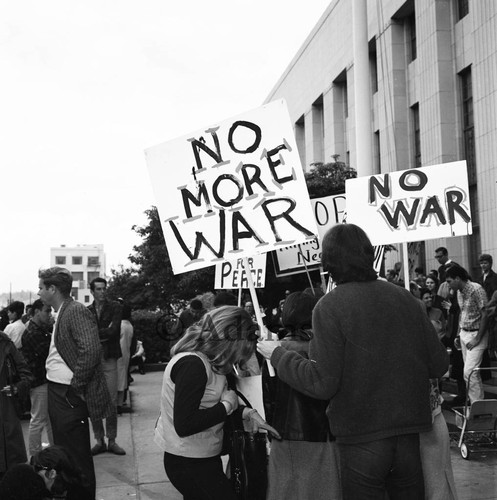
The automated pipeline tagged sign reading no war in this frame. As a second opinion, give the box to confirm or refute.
[345,161,472,246]
[214,254,266,289]
[145,99,318,274]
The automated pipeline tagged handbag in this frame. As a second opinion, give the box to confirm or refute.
[225,390,268,500]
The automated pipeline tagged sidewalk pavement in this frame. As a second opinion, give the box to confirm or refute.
[22,369,181,500]
[22,370,497,499]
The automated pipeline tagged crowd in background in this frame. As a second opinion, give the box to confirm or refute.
[1,235,497,499]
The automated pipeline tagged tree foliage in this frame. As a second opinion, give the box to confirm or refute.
[108,159,355,309]
[107,207,214,309]
[304,158,356,198]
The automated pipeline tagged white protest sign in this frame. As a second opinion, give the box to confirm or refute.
[312,193,347,240]
[345,161,472,246]
[273,193,346,276]
[214,254,267,289]
[273,239,321,276]
[145,99,318,275]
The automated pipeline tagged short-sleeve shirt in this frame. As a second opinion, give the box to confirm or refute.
[457,281,487,331]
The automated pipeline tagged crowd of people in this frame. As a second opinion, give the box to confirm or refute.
[0,274,140,499]
[1,225,497,499]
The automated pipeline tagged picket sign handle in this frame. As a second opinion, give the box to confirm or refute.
[243,257,276,377]
[402,242,410,291]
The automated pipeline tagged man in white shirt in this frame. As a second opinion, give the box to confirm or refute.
[39,267,112,500]
[4,300,26,348]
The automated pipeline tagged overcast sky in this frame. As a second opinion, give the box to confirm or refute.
[0,0,330,294]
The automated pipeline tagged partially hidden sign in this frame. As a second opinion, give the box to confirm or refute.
[145,99,318,274]
[273,193,346,276]
[345,161,472,246]
[214,254,267,289]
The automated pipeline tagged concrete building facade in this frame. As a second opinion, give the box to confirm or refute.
[265,0,497,279]
[50,244,106,305]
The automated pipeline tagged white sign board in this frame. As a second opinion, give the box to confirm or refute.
[345,161,472,246]
[214,254,267,289]
[312,193,347,240]
[273,193,346,276]
[145,99,318,274]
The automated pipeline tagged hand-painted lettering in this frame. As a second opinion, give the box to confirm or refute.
[369,174,390,204]
[228,121,262,154]
[189,127,223,170]
[261,198,314,241]
[398,170,428,191]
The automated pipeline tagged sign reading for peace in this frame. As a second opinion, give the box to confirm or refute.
[345,161,472,246]
[145,100,318,275]
[214,254,267,290]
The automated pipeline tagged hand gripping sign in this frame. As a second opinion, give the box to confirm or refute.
[345,161,472,246]
[145,99,318,275]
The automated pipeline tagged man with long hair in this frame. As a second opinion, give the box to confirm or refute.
[259,223,449,499]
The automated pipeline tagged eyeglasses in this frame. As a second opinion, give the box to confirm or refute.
[434,255,444,259]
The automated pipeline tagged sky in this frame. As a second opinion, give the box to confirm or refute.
[0,0,331,294]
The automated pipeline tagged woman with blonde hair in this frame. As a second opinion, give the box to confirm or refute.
[155,305,279,500]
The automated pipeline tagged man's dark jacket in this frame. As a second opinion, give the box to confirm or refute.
[88,300,122,360]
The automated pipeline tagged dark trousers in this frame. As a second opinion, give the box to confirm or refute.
[48,382,95,500]
[163,452,236,500]
[337,433,424,500]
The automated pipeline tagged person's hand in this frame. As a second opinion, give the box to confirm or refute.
[256,340,281,360]
[454,337,461,350]
[441,300,451,311]
[221,389,239,413]
[1,385,14,397]
[243,408,281,440]
[466,337,482,351]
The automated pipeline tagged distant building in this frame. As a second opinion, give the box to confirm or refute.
[50,244,106,305]
[264,0,497,279]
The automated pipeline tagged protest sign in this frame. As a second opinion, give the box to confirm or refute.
[313,193,347,240]
[345,161,472,246]
[273,239,321,276]
[273,193,346,276]
[214,254,267,289]
[145,99,318,275]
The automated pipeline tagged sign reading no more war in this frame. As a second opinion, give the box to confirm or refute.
[345,161,472,246]
[145,100,318,274]
[214,254,267,290]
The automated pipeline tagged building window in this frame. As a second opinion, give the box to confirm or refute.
[411,104,421,168]
[55,256,66,265]
[72,256,82,265]
[85,295,90,303]
[407,14,417,62]
[343,83,348,119]
[369,38,378,94]
[457,0,469,20]
[72,271,84,281]
[87,271,100,284]
[461,68,475,182]
[374,131,381,174]
[88,256,100,266]
[460,66,479,276]
[312,95,324,163]
[71,287,78,300]
[295,115,306,170]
